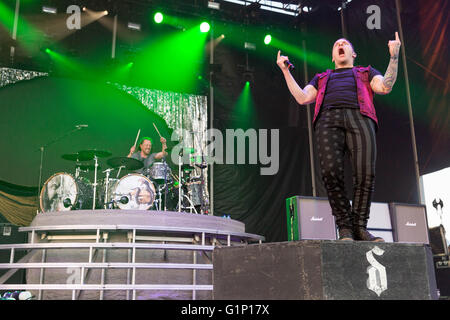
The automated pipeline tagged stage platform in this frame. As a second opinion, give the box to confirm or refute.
[0,210,264,300]
[213,240,439,300]
[0,210,440,300]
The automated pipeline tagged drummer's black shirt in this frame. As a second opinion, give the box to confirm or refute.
[131,152,157,174]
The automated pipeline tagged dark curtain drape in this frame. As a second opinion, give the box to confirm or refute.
[0,180,38,226]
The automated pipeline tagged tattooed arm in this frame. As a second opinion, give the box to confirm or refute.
[370,31,401,95]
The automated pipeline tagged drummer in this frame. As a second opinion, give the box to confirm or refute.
[127,136,168,174]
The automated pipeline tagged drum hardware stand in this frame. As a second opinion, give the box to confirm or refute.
[75,166,80,179]
[193,130,208,214]
[183,193,198,214]
[36,125,86,204]
[177,139,184,212]
[116,165,125,178]
[195,161,207,215]
[103,168,114,209]
[153,183,167,211]
[92,155,99,210]
[162,157,169,211]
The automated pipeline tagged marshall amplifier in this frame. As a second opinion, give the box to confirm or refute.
[389,203,430,244]
[286,196,337,241]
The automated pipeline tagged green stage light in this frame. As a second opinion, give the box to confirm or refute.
[200,22,210,33]
[154,12,163,24]
[45,48,51,53]
[264,34,272,45]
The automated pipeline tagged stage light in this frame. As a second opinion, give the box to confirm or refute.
[264,34,272,45]
[200,22,210,33]
[103,10,108,15]
[244,42,256,51]
[154,12,163,24]
[42,6,57,14]
[45,48,51,53]
[208,1,220,10]
[82,7,86,12]
[128,22,141,31]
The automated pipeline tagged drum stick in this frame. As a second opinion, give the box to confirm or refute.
[133,129,141,148]
[153,123,162,138]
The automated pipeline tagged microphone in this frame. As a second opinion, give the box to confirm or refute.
[75,124,88,129]
[284,60,295,70]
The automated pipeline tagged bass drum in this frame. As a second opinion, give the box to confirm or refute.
[39,172,93,212]
[107,173,156,210]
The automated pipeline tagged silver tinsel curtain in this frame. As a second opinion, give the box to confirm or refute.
[0,67,48,87]
[0,67,209,213]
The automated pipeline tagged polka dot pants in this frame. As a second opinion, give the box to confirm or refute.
[315,107,377,229]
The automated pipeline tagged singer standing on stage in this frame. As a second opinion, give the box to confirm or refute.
[277,33,401,241]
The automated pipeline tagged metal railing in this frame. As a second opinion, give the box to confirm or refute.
[0,224,264,300]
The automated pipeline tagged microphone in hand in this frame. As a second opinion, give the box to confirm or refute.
[284,60,295,70]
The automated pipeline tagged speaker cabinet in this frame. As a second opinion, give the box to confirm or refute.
[429,225,448,256]
[434,255,450,298]
[389,203,430,244]
[286,196,336,241]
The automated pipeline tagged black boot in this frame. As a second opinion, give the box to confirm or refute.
[352,214,384,242]
[338,228,353,241]
[353,226,384,242]
[335,214,354,241]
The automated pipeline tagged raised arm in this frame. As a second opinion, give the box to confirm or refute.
[370,31,401,95]
[277,50,317,105]
[154,137,168,160]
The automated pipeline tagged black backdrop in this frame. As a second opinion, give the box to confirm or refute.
[210,0,449,242]
[0,0,448,242]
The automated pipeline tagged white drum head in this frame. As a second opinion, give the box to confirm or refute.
[40,172,77,212]
[113,174,155,210]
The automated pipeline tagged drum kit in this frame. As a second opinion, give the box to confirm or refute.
[39,148,207,214]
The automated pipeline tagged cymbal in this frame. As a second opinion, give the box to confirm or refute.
[78,149,112,159]
[107,157,144,170]
[62,153,93,162]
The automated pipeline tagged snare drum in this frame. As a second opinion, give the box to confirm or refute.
[148,162,172,183]
[105,173,156,210]
[39,172,93,212]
